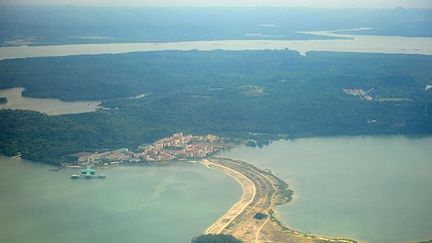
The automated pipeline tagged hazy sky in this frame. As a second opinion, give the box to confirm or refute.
[2,0,432,8]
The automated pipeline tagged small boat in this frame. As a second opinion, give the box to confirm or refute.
[81,167,96,179]
[70,166,106,179]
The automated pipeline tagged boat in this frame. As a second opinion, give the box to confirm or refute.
[81,167,95,179]
[70,166,106,179]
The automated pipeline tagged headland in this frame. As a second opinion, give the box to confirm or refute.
[202,157,357,243]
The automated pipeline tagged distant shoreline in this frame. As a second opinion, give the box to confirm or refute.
[1,31,432,61]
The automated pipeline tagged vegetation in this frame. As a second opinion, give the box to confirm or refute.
[254,212,267,219]
[0,97,6,104]
[0,50,431,164]
[191,234,242,243]
[0,109,171,164]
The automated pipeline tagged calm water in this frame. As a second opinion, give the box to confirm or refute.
[221,136,432,243]
[0,87,101,115]
[1,31,431,60]
[0,157,240,243]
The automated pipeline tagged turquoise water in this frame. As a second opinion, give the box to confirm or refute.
[221,136,432,243]
[0,158,240,243]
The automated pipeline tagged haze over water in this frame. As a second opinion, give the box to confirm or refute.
[221,136,432,243]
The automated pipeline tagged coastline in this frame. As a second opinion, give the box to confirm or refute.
[202,157,358,243]
[2,32,432,61]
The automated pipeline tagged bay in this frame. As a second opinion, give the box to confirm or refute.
[0,157,241,243]
[0,87,101,115]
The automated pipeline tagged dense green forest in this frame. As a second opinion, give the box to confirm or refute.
[0,110,171,163]
[1,50,431,164]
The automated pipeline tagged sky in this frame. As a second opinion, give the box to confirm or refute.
[1,0,432,8]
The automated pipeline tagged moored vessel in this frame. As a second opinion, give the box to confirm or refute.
[70,166,106,179]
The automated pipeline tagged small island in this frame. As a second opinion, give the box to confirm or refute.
[0,97,7,104]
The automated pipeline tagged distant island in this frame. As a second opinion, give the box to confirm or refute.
[0,97,7,104]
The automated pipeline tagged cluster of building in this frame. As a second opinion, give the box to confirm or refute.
[72,133,224,166]
[139,132,219,161]
[73,148,139,166]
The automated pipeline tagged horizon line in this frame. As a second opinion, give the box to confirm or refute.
[1,4,432,10]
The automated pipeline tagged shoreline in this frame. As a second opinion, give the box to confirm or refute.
[2,33,432,61]
[202,159,257,235]
[202,157,358,243]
